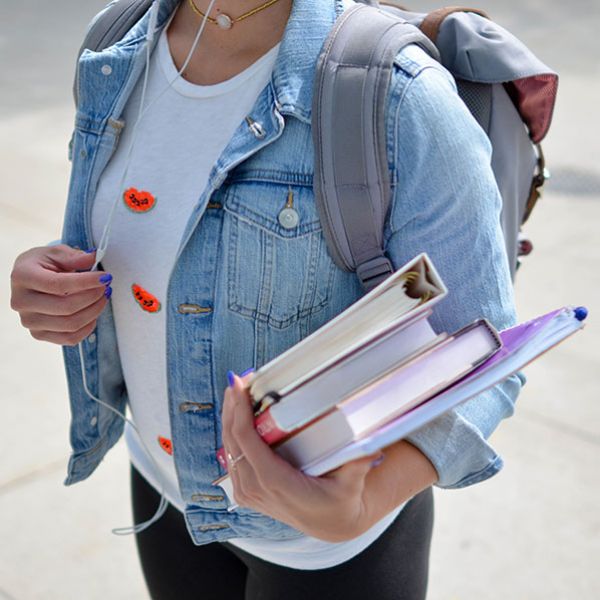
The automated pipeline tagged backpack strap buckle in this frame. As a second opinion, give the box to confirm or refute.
[356,255,394,292]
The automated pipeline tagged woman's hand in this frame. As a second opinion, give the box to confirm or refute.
[10,245,112,346]
[221,372,385,543]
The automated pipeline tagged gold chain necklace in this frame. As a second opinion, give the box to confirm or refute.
[188,0,283,30]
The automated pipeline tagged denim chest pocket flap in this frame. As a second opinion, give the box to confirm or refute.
[222,177,335,329]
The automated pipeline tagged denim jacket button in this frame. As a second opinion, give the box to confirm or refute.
[101,64,112,76]
[87,333,97,344]
[245,116,266,139]
[179,401,212,413]
[178,304,212,315]
[191,493,225,502]
[198,523,230,532]
[278,207,299,229]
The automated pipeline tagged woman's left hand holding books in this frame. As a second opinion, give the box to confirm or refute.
[221,371,437,542]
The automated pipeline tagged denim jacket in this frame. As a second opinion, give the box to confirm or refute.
[61,0,524,544]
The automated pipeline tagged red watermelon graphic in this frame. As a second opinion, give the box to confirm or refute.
[158,436,173,456]
[132,284,161,313]
[123,187,156,213]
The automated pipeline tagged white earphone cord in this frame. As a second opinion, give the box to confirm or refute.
[94,0,216,268]
[80,0,219,536]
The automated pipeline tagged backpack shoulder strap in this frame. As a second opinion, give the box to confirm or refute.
[73,0,153,105]
[312,3,438,291]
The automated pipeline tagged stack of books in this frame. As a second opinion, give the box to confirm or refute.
[214,253,587,499]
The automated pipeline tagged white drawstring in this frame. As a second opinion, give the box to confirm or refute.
[82,0,219,535]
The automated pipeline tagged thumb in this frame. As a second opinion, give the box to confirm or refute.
[47,245,98,273]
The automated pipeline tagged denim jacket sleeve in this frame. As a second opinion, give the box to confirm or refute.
[383,46,525,489]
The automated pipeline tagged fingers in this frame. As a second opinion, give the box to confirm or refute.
[221,369,255,452]
[221,382,247,505]
[20,293,107,333]
[240,368,255,385]
[14,286,107,317]
[10,245,113,347]
[220,373,379,531]
[16,263,110,296]
[224,374,293,481]
[41,244,98,273]
[30,320,99,346]
[11,245,109,297]
[222,373,300,511]
[221,383,244,461]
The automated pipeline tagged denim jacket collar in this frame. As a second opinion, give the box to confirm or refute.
[271,0,341,122]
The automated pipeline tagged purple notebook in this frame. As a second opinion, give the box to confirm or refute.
[302,306,588,476]
[470,308,564,376]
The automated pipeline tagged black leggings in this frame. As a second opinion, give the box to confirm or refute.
[131,466,434,600]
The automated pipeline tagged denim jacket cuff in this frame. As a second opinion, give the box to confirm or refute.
[405,410,503,489]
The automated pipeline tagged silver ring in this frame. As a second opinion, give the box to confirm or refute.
[227,451,246,470]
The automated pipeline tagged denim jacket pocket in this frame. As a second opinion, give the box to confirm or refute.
[223,180,335,329]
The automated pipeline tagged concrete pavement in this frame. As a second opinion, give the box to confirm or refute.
[1,2,598,598]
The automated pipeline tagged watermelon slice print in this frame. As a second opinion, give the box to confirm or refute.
[158,436,173,456]
[123,187,156,213]
[132,284,161,313]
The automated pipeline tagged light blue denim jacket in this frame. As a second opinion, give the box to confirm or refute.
[61,0,524,544]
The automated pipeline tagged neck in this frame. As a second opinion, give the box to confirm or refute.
[176,0,293,57]
[193,0,275,16]
[165,0,292,85]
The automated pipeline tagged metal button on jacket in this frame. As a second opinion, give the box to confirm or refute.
[279,188,299,229]
[278,207,299,229]
[178,303,212,315]
[245,116,266,139]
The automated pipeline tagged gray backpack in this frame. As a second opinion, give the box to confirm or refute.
[76,0,558,291]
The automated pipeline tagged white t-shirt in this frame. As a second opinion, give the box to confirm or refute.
[92,27,403,570]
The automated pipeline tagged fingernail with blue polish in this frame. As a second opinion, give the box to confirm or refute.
[85,248,97,254]
[241,367,255,377]
[99,273,112,285]
[371,453,385,468]
[104,286,113,299]
[227,370,236,387]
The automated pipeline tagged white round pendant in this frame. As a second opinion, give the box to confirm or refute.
[216,13,233,29]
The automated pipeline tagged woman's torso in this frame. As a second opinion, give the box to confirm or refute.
[63,0,370,546]
[62,0,515,547]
